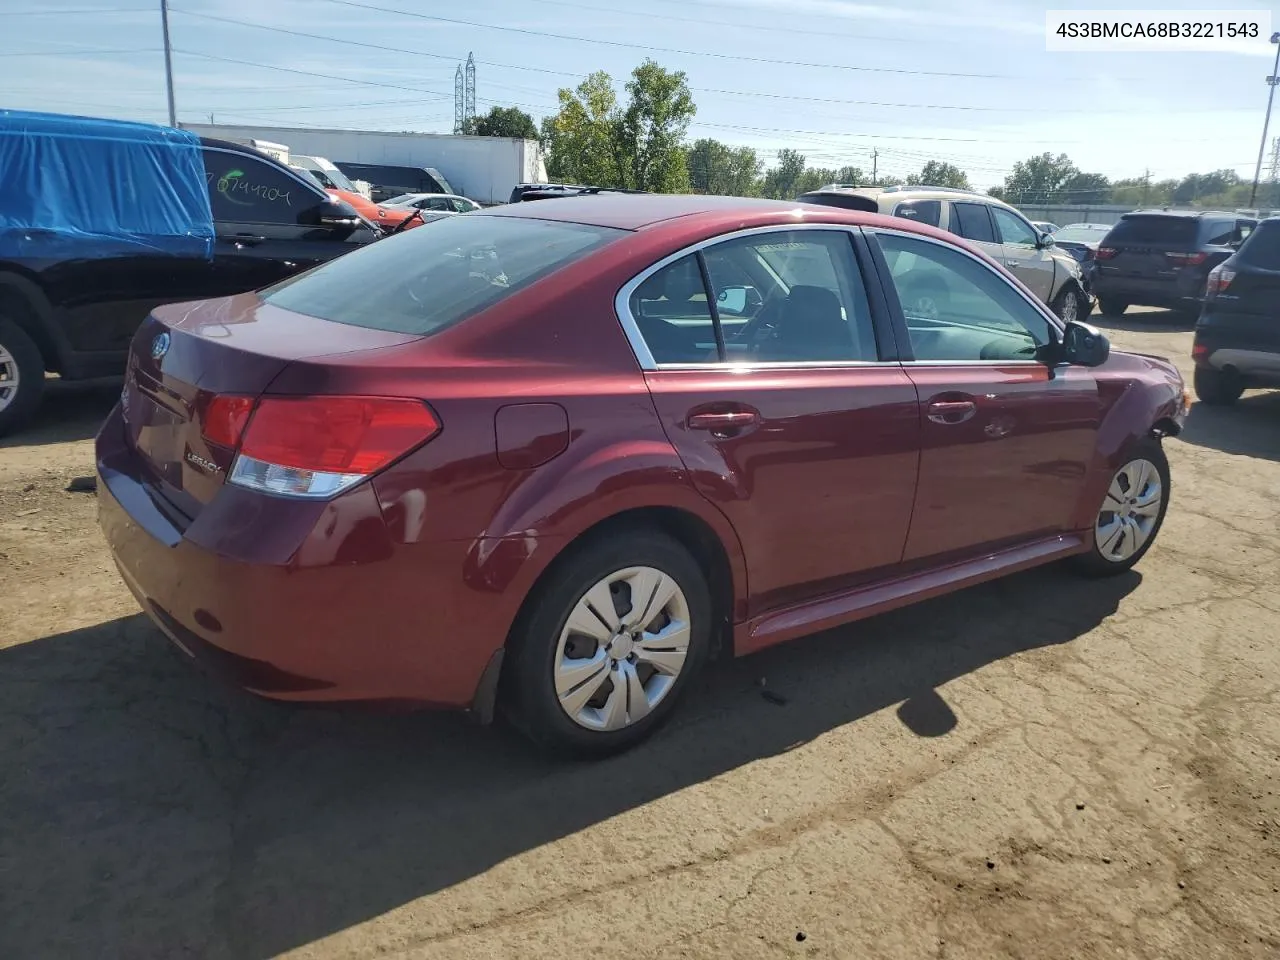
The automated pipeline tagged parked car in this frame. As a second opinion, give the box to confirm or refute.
[1192,216,1280,404]
[289,165,384,222]
[797,185,1091,323]
[1050,223,1114,295]
[374,193,481,230]
[96,194,1189,757]
[292,154,372,199]
[1092,209,1255,318]
[1031,221,1061,235]
[332,162,455,203]
[0,110,378,436]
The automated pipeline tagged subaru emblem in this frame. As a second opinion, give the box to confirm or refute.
[151,332,171,361]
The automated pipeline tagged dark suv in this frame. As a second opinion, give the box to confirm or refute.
[1192,216,1280,404]
[1092,210,1255,318]
[0,113,378,436]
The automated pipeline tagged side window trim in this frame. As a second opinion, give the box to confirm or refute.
[615,224,891,371]
[863,226,1065,366]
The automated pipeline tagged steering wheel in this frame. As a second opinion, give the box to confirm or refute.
[731,292,787,349]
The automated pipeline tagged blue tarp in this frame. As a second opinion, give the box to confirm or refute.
[0,109,214,261]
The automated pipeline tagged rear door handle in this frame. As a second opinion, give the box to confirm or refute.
[688,411,759,432]
[927,400,977,424]
[224,234,266,247]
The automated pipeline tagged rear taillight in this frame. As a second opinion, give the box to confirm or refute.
[1205,263,1236,296]
[1095,246,1118,260]
[207,395,439,499]
[1192,341,1210,363]
[1166,251,1209,266]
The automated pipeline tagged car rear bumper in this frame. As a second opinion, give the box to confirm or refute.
[1092,272,1203,309]
[1194,308,1280,384]
[95,404,512,708]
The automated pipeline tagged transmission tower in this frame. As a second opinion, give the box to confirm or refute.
[465,53,476,129]
[454,62,465,133]
[453,52,477,133]
[1268,135,1280,207]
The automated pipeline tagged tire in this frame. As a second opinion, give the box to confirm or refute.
[1193,366,1244,406]
[503,529,713,758]
[0,316,45,439]
[1070,438,1170,578]
[1098,297,1128,317]
[1051,283,1088,325]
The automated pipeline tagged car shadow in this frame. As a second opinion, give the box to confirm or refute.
[0,565,1139,959]
[1179,393,1280,461]
[1088,308,1196,333]
[0,376,120,448]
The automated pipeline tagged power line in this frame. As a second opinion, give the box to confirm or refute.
[0,47,159,57]
[314,0,1039,80]
[6,6,151,14]
[173,48,454,99]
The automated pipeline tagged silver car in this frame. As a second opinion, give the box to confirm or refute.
[797,185,1090,323]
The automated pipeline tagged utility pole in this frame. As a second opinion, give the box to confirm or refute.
[160,0,176,127]
[1249,32,1280,208]
[1141,168,1151,206]
[871,148,878,186]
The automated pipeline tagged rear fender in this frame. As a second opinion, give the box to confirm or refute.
[0,267,69,372]
[463,437,749,620]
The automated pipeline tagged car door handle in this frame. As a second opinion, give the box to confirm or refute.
[688,411,759,432]
[927,400,977,424]
[224,234,266,246]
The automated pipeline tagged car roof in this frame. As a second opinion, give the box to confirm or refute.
[1123,209,1239,219]
[476,193,971,246]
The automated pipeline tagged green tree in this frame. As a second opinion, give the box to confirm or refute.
[541,61,695,192]
[1172,169,1241,205]
[687,138,762,195]
[999,152,1079,204]
[1061,171,1111,204]
[463,105,538,139]
[833,165,865,185]
[906,160,971,190]
[760,149,808,198]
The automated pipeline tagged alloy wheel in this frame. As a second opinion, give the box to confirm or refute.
[0,343,20,414]
[1060,290,1079,323]
[1095,458,1163,563]
[554,565,691,732]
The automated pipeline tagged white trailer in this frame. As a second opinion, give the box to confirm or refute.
[180,123,546,205]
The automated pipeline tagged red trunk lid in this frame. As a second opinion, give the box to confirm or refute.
[121,293,420,521]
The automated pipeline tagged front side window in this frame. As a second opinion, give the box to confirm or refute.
[950,202,996,243]
[629,230,878,365]
[263,214,622,335]
[202,149,316,225]
[992,207,1039,247]
[894,199,941,227]
[876,232,1053,362]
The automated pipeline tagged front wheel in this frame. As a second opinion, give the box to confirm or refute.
[1051,283,1089,325]
[504,530,713,758]
[1070,439,1170,578]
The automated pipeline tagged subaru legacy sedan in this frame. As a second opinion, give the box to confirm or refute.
[97,195,1190,757]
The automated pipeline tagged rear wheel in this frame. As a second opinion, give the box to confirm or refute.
[0,316,45,439]
[504,530,713,757]
[1193,366,1244,406]
[1098,297,1128,317]
[1070,439,1170,577]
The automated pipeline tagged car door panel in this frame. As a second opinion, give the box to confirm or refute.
[646,367,921,613]
[902,364,1100,561]
[991,206,1056,302]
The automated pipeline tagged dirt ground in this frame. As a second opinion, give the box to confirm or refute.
[2,308,1279,960]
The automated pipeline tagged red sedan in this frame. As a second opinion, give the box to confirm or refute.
[96,196,1190,756]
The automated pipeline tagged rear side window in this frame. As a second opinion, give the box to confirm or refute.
[951,202,996,243]
[203,149,316,225]
[1105,216,1197,246]
[893,200,941,227]
[1236,221,1280,268]
[262,215,622,334]
[1202,219,1253,246]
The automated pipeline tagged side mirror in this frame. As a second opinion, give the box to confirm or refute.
[1061,319,1110,367]
[1036,232,1055,248]
[715,285,762,316]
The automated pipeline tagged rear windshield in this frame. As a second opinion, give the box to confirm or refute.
[1105,216,1197,246]
[1236,220,1280,268]
[262,215,623,334]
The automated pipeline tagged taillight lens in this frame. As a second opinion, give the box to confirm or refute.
[1205,263,1236,296]
[1167,251,1209,266]
[1192,341,1210,364]
[202,395,255,449]
[206,395,439,499]
[1095,246,1118,260]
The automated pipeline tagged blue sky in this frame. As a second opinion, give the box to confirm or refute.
[3,0,1278,190]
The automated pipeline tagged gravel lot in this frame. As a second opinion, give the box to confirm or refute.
[2,309,1278,960]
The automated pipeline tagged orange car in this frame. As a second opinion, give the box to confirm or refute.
[375,193,481,231]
